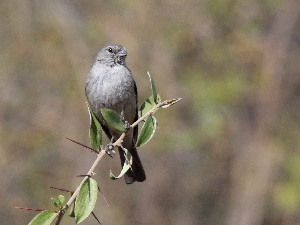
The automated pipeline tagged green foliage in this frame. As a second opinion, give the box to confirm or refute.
[147,71,158,104]
[109,148,132,180]
[28,210,58,225]
[88,106,102,151]
[51,198,59,209]
[136,116,157,147]
[51,195,65,210]
[75,178,98,223]
[58,195,65,206]
[101,109,126,131]
[140,94,161,116]
[139,100,181,148]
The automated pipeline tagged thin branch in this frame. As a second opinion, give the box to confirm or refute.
[113,101,166,147]
[54,150,106,225]
[91,211,102,224]
[53,100,179,224]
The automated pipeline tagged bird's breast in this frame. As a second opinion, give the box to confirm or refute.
[86,65,137,124]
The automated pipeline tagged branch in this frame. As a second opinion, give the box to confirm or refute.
[53,99,181,224]
[54,150,106,225]
[54,104,158,224]
[113,100,169,147]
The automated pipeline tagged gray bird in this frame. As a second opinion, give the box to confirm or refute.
[85,44,146,184]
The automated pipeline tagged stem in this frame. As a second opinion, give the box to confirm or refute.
[54,150,106,225]
[131,103,160,127]
[113,103,160,147]
[54,101,166,224]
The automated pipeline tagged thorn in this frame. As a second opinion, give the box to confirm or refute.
[98,186,110,208]
[50,187,74,193]
[15,207,50,212]
[77,174,91,178]
[66,138,99,154]
[91,211,102,224]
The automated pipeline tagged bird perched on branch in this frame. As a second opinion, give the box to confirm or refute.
[85,44,146,184]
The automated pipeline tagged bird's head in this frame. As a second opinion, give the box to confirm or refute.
[96,44,128,66]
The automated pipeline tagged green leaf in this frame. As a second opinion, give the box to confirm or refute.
[75,178,98,224]
[51,198,59,208]
[109,148,132,180]
[58,195,65,207]
[28,210,57,225]
[147,71,158,104]
[136,116,157,147]
[88,106,102,151]
[68,201,76,218]
[101,109,125,131]
[140,94,161,116]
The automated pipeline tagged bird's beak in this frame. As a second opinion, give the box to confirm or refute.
[116,50,127,57]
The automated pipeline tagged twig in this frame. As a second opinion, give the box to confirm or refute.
[54,150,106,225]
[113,102,163,147]
[53,100,174,224]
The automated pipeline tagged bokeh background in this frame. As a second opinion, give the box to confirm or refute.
[1,0,300,224]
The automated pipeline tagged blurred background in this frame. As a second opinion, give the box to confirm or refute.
[1,0,300,224]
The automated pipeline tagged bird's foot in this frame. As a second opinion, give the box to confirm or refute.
[124,121,131,130]
[120,111,131,130]
[105,143,116,158]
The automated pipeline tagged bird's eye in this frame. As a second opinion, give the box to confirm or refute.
[108,48,113,53]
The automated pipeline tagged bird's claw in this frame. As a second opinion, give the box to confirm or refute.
[124,121,131,130]
[105,143,115,158]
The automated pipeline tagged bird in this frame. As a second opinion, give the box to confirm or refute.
[85,44,146,184]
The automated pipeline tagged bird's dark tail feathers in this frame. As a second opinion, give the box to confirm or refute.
[118,146,146,184]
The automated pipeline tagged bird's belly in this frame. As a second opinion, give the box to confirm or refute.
[88,78,136,123]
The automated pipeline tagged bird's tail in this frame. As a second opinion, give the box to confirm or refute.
[118,145,146,184]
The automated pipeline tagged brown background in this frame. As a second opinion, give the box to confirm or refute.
[1,0,300,224]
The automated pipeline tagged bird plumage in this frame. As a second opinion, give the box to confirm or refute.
[85,44,146,184]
